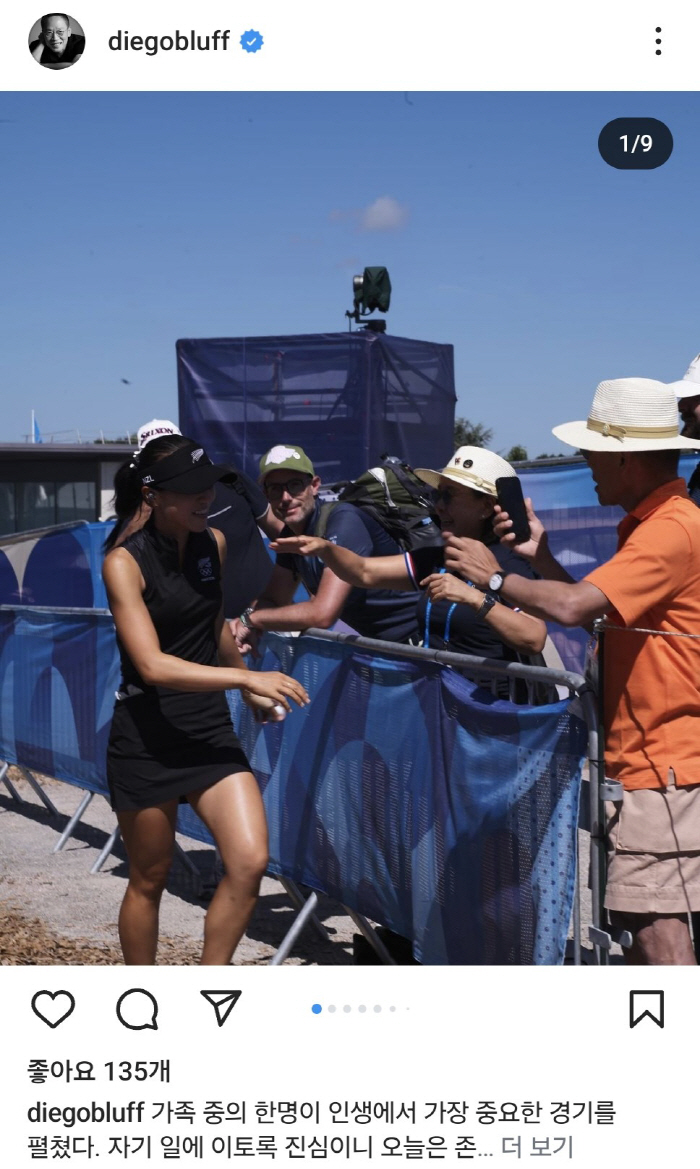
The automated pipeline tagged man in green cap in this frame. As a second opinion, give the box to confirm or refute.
[231,444,420,652]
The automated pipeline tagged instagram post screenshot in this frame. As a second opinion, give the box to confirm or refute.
[2,2,700,1164]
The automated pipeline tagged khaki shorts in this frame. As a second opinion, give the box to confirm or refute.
[605,771,700,915]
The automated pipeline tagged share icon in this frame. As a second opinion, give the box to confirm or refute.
[200,990,243,1028]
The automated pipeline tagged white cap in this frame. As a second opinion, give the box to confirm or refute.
[414,446,516,497]
[135,418,182,452]
[666,353,700,398]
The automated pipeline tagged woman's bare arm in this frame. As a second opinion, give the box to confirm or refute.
[270,535,412,590]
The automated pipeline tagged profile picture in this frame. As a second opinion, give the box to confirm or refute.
[28,13,85,69]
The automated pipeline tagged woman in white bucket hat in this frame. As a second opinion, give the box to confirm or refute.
[271,445,548,700]
[445,377,700,965]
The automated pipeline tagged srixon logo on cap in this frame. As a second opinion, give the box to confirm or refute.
[191,449,204,463]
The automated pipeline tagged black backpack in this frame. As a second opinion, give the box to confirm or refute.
[315,456,443,553]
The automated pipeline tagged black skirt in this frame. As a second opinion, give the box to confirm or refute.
[107,688,251,812]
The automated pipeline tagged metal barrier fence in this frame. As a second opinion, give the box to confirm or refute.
[0,606,607,964]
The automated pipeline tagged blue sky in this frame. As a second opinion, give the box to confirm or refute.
[2,91,700,455]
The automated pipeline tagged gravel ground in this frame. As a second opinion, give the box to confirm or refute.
[0,766,605,966]
[0,768,356,966]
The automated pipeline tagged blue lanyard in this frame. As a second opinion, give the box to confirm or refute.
[423,569,459,648]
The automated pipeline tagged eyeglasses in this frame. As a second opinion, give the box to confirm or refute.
[264,477,311,501]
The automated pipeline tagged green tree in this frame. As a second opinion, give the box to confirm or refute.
[505,444,528,462]
[534,452,557,460]
[453,417,493,449]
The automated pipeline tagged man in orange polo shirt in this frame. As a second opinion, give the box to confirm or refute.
[441,377,700,965]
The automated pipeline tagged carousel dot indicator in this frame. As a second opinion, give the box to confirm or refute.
[343,1005,351,1013]
[373,1005,382,1013]
[328,1005,336,1013]
[311,1004,322,1014]
[358,1005,367,1013]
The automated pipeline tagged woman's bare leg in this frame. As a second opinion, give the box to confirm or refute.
[117,801,178,964]
[187,773,268,965]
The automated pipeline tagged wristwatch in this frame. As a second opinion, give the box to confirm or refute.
[488,571,504,594]
[239,607,256,630]
[476,592,497,620]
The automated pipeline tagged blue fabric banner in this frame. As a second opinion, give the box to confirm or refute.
[0,522,114,609]
[0,608,119,792]
[181,635,587,965]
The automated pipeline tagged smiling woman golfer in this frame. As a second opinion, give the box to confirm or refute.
[103,435,309,965]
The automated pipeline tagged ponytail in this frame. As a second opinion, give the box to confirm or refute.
[103,434,192,552]
[103,451,146,551]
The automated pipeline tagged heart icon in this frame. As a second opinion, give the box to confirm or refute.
[31,990,76,1029]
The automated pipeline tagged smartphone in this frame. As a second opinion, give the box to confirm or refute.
[495,476,531,544]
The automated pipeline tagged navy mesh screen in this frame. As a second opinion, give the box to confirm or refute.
[177,331,456,483]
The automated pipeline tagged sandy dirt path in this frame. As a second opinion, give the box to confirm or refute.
[0,768,356,966]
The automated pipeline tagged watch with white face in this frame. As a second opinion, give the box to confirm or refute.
[488,571,504,594]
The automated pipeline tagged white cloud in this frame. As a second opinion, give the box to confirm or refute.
[359,196,409,232]
[329,197,409,233]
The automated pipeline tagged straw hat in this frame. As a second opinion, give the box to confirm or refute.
[414,446,516,497]
[666,353,700,398]
[552,378,700,452]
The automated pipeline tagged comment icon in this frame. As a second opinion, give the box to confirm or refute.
[116,988,159,1031]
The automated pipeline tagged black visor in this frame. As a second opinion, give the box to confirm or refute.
[140,443,237,494]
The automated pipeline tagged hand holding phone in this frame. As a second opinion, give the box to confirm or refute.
[495,476,531,544]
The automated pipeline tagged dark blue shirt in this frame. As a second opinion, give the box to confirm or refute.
[275,500,420,644]
[208,472,273,618]
[405,542,541,696]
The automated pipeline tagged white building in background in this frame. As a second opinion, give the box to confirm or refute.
[0,444,128,535]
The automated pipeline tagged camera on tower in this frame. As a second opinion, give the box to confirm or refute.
[345,267,392,333]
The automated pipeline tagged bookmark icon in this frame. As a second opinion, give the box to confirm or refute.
[629,990,664,1029]
[200,990,243,1027]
